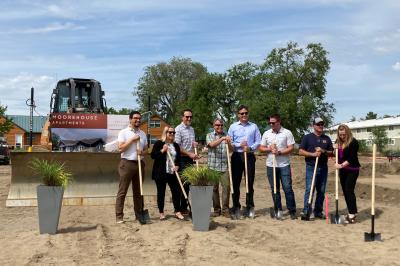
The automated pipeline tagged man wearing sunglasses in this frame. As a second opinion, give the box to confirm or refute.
[206,118,232,218]
[259,114,297,219]
[175,108,198,215]
[299,117,333,219]
[228,105,261,218]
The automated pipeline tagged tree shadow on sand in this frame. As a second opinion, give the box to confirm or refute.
[57,225,98,234]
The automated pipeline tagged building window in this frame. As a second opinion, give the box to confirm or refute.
[357,129,361,133]
[367,128,372,132]
[149,120,161,128]
[388,126,394,131]
[149,135,158,144]
[389,139,395,145]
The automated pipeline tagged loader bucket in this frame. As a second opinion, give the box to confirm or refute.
[6,152,156,207]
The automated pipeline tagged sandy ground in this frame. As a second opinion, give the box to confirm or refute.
[1,156,400,266]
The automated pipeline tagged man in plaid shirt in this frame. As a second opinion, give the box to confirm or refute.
[206,118,232,217]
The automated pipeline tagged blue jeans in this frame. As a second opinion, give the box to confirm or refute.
[266,165,296,213]
[303,164,328,215]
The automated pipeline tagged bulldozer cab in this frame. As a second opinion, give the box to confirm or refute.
[50,78,107,114]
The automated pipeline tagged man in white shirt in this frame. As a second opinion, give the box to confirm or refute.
[259,114,297,219]
[115,111,148,224]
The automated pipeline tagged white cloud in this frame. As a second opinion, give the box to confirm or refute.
[392,62,400,71]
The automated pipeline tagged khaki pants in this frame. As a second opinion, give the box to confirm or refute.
[213,171,230,214]
[115,159,145,219]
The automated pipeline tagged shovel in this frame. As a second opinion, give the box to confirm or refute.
[225,143,240,219]
[301,156,319,221]
[244,149,255,219]
[167,151,192,217]
[330,148,345,224]
[365,144,381,242]
[270,154,283,220]
[136,140,151,224]
[194,146,199,170]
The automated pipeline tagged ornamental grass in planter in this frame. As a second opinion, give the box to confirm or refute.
[29,158,73,234]
[182,166,222,231]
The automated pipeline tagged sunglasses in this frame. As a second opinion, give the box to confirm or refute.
[185,116,193,119]
[269,122,276,125]
[239,112,248,116]
[316,123,324,126]
[214,124,223,127]
[167,131,176,135]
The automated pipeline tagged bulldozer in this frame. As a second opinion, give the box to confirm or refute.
[6,78,156,207]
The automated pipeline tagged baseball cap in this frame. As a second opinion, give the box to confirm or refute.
[313,117,324,125]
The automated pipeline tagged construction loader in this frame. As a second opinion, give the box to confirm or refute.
[7,78,156,207]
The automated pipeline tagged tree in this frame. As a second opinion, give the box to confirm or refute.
[255,42,335,140]
[134,57,208,124]
[350,116,357,122]
[365,111,377,120]
[370,126,389,152]
[0,103,13,136]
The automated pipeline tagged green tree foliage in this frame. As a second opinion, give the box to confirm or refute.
[370,126,389,152]
[105,107,134,115]
[350,116,357,122]
[134,57,207,125]
[0,103,13,136]
[365,111,377,120]
[255,42,334,140]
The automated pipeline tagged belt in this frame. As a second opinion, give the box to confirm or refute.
[121,158,139,163]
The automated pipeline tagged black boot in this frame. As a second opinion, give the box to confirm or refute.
[135,211,146,225]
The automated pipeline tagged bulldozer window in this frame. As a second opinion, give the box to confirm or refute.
[56,83,71,113]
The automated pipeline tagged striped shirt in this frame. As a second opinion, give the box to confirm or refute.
[206,131,228,172]
[175,122,195,153]
[228,121,261,152]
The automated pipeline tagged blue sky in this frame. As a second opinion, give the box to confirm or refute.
[0,0,399,123]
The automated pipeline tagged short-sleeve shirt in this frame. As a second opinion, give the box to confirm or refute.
[206,131,228,172]
[117,127,147,160]
[299,133,333,167]
[261,127,295,167]
[227,121,261,152]
[175,122,195,154]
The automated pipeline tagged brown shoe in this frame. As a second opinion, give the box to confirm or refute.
[222,211,231,218]
[211,211,221,217]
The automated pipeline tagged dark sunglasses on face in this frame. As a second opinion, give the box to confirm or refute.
[269,122,276,125]
[316,123,324,127]
[185,116,193,119]
[239,112,248,116]
[167,131,176,135]
[214,124,223,127]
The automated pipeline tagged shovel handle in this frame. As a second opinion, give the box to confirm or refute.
[167,151,188,199]
[194,147,199,169]
[225,143,234,194]
[371,144,376,215]
[308,156,319,204]
[136,140,144,196]
[335,148,339,200]
[244,150,249,193]
[273,154,277,194]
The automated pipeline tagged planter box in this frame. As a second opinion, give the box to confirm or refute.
[190,185,213,231]
[37,185,64,234]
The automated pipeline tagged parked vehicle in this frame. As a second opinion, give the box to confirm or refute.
[0,138,10,165]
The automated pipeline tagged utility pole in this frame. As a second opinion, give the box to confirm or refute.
[147,95,151,148]
[28,87,34,152]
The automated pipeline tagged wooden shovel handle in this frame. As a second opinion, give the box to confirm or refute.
[244,150,249,193]
[371,144,376,215]
[194,147,199,169]
[308,156,319,204]
[167,151,188,199]
[335,148,339,200]
[225,143,234,194]
[136,140,144,196]
[273,154,277,194]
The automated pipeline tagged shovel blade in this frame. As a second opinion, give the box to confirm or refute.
[330,214,346,224]
[364,232,382,242]
[231,208,241,220]
[248,207,255,219]
[276,210,283,220]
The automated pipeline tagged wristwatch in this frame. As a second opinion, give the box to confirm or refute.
[278,151,282,156]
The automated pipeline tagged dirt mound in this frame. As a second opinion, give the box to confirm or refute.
[360,161,400,176]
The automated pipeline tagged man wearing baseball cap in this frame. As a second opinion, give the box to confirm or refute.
[299,117,334,219]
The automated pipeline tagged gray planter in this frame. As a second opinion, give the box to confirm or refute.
[190,185,213,231]
[37,185,64,234]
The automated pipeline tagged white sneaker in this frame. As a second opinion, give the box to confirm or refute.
[116,219,125,224]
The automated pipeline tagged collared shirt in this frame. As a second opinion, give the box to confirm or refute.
[206,131,228,172]
[175,122,195,153]
[117,126,147,160]
[228,121,261,152]
[261,127,295,167]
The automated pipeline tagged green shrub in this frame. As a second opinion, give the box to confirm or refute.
[181,166,222,186]
[29,158,73,187]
